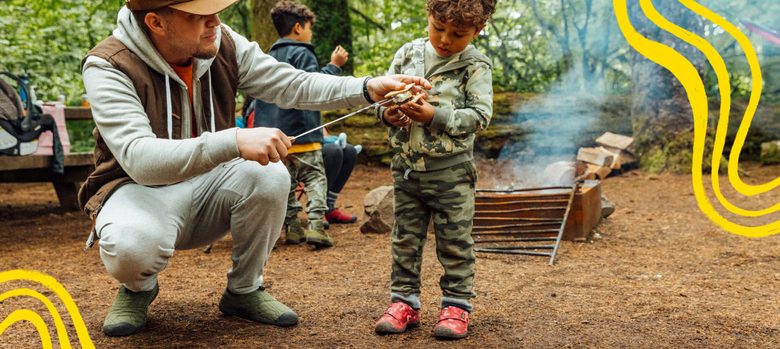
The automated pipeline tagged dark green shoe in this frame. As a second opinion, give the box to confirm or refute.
[285,219,306,244]
[218,288,299,326]
[103,284,158,337]
[304,220,333,248]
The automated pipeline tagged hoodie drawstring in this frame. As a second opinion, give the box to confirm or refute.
[165,73,173,139]
[165,69,215,138]
[208,68,215,132]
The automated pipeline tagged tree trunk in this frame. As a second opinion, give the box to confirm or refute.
[307,0,354,74]
[628,2,703,173]
[250,0,279,52]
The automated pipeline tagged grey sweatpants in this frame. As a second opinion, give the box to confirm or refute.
[94,158,290,294]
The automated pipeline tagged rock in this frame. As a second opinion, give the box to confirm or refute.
[360,186,394,234]
[760,140,780,164]
[601,195,616,218]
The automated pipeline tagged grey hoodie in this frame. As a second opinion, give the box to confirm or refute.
[82,7,366,186]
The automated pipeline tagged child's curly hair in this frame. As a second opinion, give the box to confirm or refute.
[270,0,316,37]
[426,0,496,28]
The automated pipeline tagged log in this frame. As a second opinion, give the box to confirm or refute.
[584,164,612,180]
[595,132,634,151]
[577,147,614,167]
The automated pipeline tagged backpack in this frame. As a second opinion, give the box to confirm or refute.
[0,72,64,173]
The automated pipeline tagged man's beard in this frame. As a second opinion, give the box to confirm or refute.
[194,45,218,60]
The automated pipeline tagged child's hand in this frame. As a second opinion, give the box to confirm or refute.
[383,105,411,128]
[330,45,349,67]
[398,94,434,124]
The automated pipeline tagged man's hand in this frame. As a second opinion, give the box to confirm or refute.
[236,127,292,165]
[383,105,412,128]
[398,94,434,124]
[330,45,349,67]
[366,75,432,103]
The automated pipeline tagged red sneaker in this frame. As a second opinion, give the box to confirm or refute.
[433,306,469,339]
[374,302,420,335]
[325,209,357,224]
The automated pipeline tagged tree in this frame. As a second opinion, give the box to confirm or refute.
[307,0,354,74]
[628,1,703,173]
[250,0,279,51]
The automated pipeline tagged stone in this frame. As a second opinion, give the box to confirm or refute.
[760,140,780,164]
[360,186,394,234]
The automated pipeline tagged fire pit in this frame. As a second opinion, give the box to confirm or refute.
[473,180,602,264]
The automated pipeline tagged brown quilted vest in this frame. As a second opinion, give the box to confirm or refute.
[78,28,238,218]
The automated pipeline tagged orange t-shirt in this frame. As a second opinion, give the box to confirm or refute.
[171,63,197,137]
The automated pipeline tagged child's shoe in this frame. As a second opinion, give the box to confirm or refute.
[285,219,305,244]
[433,306,469,339]
[325,209,357,224]
[374,302,420,335]
[304,220,333,248]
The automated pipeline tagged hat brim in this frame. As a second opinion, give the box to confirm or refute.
[169,0,238,15]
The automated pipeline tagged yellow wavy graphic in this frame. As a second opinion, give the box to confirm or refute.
[613,0,780,237]
[638,0,779,217]
[0,270,95,348]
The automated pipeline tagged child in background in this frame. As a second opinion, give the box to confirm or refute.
[373,0,495,340]
[321,128,360,226]
[253,0,349,248]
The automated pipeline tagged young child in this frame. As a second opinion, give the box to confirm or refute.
[253,0,349,248]
[373,0,495,340]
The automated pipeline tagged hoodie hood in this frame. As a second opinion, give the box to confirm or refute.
[458,44,492,68]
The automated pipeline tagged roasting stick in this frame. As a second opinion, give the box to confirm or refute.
[289,97,395,142]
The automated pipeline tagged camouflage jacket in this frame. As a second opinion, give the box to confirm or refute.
[379,38,493,172]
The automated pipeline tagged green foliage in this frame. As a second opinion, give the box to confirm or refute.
[350,0,428,77]
[0,0,122,102]
[308,0,354,74]
[67,120,96,153]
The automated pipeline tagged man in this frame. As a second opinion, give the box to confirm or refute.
[81,0,430,337]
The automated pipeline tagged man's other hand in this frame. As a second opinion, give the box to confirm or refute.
[236,127,292,165]
[366,75,432,103]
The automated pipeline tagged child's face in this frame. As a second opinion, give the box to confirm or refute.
[427,15,483,57]
[296,21,313,43]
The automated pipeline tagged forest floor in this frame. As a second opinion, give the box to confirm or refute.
[1,161,779,348]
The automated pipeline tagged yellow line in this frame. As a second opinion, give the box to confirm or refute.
[0,288,71,349]
[639,0,779,216]
[613,0,780,237]
[0,270,95,348]
[681,0,780,195]
[0,309,54,349]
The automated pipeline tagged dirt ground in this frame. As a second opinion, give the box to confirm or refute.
[1,161,779,348]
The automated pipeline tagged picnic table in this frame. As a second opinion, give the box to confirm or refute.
[0,107,94,210]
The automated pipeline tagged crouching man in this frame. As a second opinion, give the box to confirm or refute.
[81,0,429,337]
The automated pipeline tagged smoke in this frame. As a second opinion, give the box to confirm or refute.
[489,1,632,189]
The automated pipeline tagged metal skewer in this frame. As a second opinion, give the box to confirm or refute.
[290,97,395,141]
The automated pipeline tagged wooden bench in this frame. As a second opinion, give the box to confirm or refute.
[0,107,95,210]
[0,153,94,210]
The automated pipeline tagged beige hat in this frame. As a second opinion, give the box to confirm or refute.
[125,0,238,15]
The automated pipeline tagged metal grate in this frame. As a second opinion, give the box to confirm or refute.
[473,183,580,265]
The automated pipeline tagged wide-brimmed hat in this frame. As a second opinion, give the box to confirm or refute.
[125,0,238,15]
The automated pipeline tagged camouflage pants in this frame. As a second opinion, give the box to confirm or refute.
[283,150,327,224]
[390,161,477,302]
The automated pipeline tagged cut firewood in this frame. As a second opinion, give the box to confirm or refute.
[584,164,612,180]
[596,132,634,152]
[598,146,636,169]
[577,147,614,167]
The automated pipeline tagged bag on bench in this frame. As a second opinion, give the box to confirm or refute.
[0,72,64,173]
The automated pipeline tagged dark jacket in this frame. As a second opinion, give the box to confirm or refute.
[253,38,342,144]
